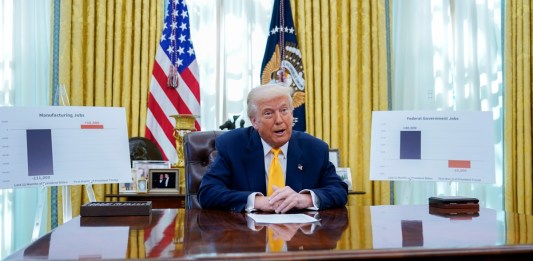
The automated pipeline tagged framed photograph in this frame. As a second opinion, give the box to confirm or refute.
[329,149,340,169]
[336,167,353,191]
[119,169,138,193]
[137,179,148,193]
[148,168,180,193]
[131,160,170,194]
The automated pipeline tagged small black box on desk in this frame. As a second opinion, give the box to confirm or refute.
[80,201,152,217]
[428,196,479,212]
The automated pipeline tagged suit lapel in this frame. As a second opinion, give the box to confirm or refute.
[243,129,267,194]
[286,134,306,191]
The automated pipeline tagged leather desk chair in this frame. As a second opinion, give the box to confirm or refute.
[183,131,225,209]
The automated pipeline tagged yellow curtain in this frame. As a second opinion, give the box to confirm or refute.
[53,0,163,224]
[504,1,533,214]
[506,213,533,245]
[292,0,390,206]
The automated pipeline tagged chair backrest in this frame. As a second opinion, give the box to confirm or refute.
[183,130,225,209]
[129,137,164,165]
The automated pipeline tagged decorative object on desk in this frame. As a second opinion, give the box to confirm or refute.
[80,201,152,216]
[119,169,138,193]
[428,196,479,208]
[336,168,353,191]
[131,160,170,194]
[170,114,198,168]
[428,206,480,219]
[80,215,152,227]
[328,149,340,169]
[428,196,479,213]
[148,168,180,193]
[219,115,245,130]
[137,179,148,193]
[328,149,352,190]
[129,137,164,164]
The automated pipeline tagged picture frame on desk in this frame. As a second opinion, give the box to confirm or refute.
[119,169,138,194]
[337,167,353,191]
[131,160,170,194]
[329,149,340,169]
[132,160,171,180]
[137,179,148,193]
[148,168,180,193]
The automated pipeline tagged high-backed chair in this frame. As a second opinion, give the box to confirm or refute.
[183,130,225,209]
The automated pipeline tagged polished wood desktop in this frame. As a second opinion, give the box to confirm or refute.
[8,205,533,260]
[104,191,364,209]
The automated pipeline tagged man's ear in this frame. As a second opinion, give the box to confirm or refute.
[251,117,259,130]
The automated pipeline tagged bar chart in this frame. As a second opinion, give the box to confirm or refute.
[0,107,131,189]
[369,111,495,183]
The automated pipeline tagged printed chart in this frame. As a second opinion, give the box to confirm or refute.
[369,111,495,183]
[0,107,131,189]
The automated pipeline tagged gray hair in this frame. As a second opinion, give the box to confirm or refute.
[247,83,293,120]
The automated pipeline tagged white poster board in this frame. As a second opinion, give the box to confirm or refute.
[0,106,131,189]
[369,111,495,183]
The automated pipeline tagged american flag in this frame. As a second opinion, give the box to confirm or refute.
[146,0,200,164]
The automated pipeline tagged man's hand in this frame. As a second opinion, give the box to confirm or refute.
[254,195,275,212]
[269,186,313,213]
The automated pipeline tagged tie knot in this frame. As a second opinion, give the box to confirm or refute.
[271,148,281,157]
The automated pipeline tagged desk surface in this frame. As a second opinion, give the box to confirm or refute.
[8,205,533,260]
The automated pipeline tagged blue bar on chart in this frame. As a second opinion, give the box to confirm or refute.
[400,130,421,159]
[26,129,54,176]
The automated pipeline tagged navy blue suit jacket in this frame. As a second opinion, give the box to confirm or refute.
[198,127,348,212]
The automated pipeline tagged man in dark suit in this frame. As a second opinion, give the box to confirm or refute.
[198,84,348,213]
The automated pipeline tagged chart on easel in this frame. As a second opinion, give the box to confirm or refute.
[0,106,131,189]
[369,111,495,183]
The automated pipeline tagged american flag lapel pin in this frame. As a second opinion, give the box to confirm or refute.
[298,164,303,171]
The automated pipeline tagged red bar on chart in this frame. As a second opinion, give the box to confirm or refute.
[448,160,471,168]
[80,124,104,129]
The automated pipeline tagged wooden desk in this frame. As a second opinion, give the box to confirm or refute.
[8,205,533,260]
[105,191,363,209]
[105,193,185,209]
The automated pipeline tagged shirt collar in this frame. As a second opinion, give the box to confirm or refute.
[260,138,288,158]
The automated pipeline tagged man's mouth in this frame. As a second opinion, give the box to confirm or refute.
[274,129,285,135]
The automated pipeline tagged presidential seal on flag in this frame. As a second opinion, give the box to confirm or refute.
[260,0,306,131]
[261,43,306,109]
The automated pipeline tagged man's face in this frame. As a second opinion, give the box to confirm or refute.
[251,95,293,148]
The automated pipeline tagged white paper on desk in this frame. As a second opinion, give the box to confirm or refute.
[247,213,318,224]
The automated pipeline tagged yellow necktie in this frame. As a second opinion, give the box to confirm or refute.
[267,226,284,252]
[267,148,284,196]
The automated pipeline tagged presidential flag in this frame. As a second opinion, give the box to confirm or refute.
[260,0,306,131]
[146,0,200,165]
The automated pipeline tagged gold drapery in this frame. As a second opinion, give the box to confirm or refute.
[52,0,163,225]
[506,213,533,245]
[291,0,390,206]
[504,1,533,215]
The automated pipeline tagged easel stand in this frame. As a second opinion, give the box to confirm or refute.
[32,184,96,241]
